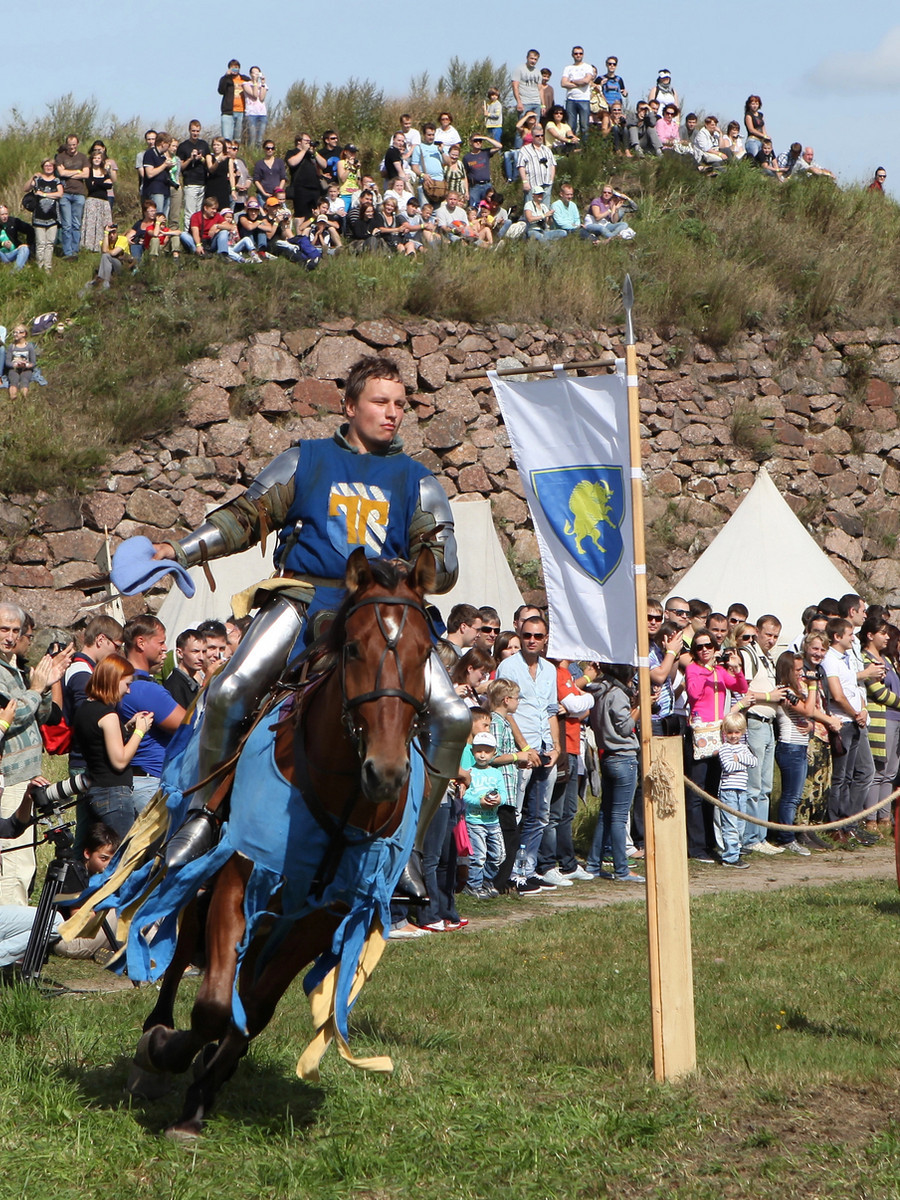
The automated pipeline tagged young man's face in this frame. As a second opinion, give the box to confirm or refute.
[345,376,406,453]
[137,627,167,668]
[757,622,781,653]
[86,843,116,875]
[178,636,206,675]
[708,618,728,647]
[203,636,228,667]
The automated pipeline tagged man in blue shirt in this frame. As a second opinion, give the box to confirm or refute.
[496,614,561,894]
[410,125,446,206]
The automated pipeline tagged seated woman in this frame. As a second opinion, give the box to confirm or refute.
[73,653,154,843]
[524,189,567,241]
[348,200,381,252]
[92,222,131,288]
[655,104,682,149]
[581,185,636,241]
[127,201,179,262]
[544,106,581,153]
[719,121,746,159]
[371,196,416,255]
[5,325,36,401]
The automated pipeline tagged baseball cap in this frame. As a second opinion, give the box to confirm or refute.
[247,197,260,208]
[472,732,497,748]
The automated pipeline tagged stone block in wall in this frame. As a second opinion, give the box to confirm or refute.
[177,490,211,530]
[125,490,180,528]
[109,450,143,474]
[249,414,293,458]
[218,340,246,363]
[82,494,126,532]
[432,383,481,424]
[6,588,86,628]
[186,358,244,388]
[491,491,528,526]
[180,456,217,479]
[36,497,82,533]
[310,336,365,380]
[292,378,343,414]
[411,334,440,357]
[438,476,457,498]
[244,344,300,383]
[206,421,250,457]
[444,444,478,468]
[186,384,231,427]
[418,353,450,390]
[825,528,864,568]
[282,329,322,357]
[413,449,441,473]
[10,536,49,564]
[4,564,54,588]
[250,330,282,347]
[356,319,406,348]
[653,471,682,496]
[257,383,293,414]
[457,464,492,493]
[51,561,97,589]
[45,529,106,564]
[867,378,895,407]
[480,445,510,474]
[424,413,465,451]
[867,559,900,598]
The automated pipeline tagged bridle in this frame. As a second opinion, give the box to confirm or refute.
[339,593,431,761]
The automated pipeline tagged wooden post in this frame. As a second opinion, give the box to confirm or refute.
[644,737,696,1079]
[623,275,696,1082]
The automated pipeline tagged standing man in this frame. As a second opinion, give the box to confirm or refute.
[54,135,89,259]
[824,617,876,843]
[445,605,483,656]
[118,617,186,815]
[739,614,786,855]
[196,619,228,667]
[511,50,543,146]
[0,603,73,904]
[164,628,207,709]
[561,46,596,142]
[177,121,210,232]
[517,126,556,199]
[62,615,125,774]
[462,135,502,208]
[496,614,560,894]
[476,607,501,653]
[218,60,248,141]
[147,356,469,870]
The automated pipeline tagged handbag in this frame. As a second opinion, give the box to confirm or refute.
[691,667,723,759]
[21,190,38,213]
[422,178,449,204]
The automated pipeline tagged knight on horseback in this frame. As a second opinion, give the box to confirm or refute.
[151,354,471,870]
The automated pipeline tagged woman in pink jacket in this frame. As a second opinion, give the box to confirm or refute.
[684,629,748,861]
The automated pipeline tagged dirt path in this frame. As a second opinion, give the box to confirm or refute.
[473,840,899,929]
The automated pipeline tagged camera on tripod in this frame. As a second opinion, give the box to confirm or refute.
[31,773,92,818]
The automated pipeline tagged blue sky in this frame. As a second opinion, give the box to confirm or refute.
[6,5,898,193]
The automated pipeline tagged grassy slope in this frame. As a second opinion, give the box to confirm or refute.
[1,90,899,497]
[2,880,900,1199]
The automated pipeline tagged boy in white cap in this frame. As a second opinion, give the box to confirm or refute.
[464,732,505,898]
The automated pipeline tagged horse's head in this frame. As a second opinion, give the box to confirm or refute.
[337,547,436,804]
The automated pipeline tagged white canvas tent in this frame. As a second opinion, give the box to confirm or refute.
[673,467,853,641]
[156,496,524,637]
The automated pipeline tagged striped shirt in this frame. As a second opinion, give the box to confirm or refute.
[717,742,758,793]
[490,712,518,807]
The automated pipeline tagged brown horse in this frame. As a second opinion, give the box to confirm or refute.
[133,547,436,1137]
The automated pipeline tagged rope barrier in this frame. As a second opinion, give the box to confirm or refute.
[682,775,900,833]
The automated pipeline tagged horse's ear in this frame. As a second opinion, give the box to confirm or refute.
[345,547,374,594]
[410,547,436,595]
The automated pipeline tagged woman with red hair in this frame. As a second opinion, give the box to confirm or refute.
[73,654,154,844]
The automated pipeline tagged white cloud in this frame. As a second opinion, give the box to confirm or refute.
[807,26,900,92]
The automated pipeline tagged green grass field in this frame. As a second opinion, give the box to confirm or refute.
[3,879,900,1200]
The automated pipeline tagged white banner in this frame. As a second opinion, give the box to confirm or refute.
[490,367,638,663]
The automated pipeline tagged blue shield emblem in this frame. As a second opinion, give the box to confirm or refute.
[531,465,626,584]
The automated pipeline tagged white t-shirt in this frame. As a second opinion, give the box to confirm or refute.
[561,61,596,102]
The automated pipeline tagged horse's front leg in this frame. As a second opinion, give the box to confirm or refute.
[165,909,342,1138]
[137,855,251,1080]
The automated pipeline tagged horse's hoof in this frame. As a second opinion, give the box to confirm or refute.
[164,1121,203,1142]
[134,1026,167,1074]
[124,1063,175,1101]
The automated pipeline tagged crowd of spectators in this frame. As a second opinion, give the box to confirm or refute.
[0,582,892,957]
[1,48,874,287]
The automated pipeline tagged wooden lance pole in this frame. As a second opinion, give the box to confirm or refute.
[623,275,696,1082]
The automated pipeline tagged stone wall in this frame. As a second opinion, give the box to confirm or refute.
[2,315,900,628]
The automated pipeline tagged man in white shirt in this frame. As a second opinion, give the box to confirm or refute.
[824,617,875,840]
[739,614,787,854]
[517,127,556,198]
[561,46,596,142]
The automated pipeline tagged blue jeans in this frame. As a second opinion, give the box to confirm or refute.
[85,784,138,842]
[147,191,170,219]
[718,787,746,863]
[581,220,629,240]
[131,775,161,815]
[743,717,775,850]
[538,751,579,874]
[517,763,557,878]
[0,906,62,967]
[466,820,503,890]
[0,245,30,270]
[566,98,590,140]
[221,112,244,141]
[526,226,567,241]
[245,114,267,145]
[468,182,492,208]
[179,230,235,258]
[587,753,638,878]
[774,742,809,843]
[58,193,86,256]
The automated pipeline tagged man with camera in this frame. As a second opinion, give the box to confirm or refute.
[0,603,74,904]
[517,126,556,199]
[218,60,248,142]
[177,121,210,232]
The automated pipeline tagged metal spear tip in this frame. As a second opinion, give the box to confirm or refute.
[622,274,635,347]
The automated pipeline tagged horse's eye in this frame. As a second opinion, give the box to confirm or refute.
[345,642,361,660]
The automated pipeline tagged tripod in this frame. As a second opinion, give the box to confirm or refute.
[19,823,80,984]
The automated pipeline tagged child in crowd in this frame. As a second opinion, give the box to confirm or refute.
[6,324,37,401]
[463,731,505,898]
[484,87,503,144]
[717,712,757,868]
[486,678,531,893]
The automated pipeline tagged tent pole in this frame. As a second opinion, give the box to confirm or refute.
[623,275,696,1082]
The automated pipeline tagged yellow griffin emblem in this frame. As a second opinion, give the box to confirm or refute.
[563,480,616,556]
[328,485,390,552]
